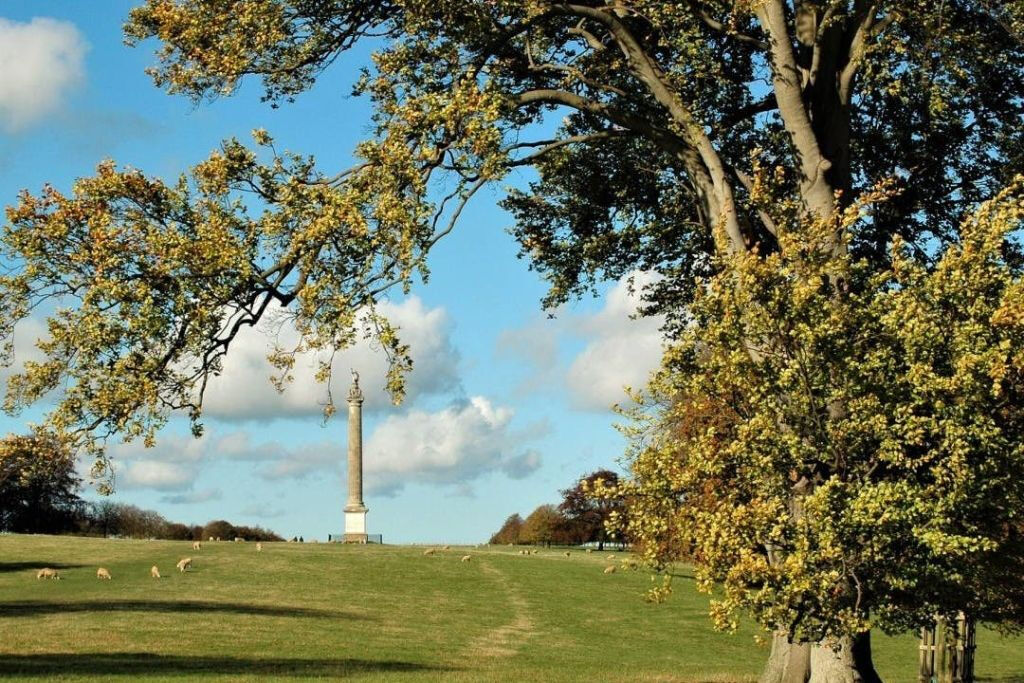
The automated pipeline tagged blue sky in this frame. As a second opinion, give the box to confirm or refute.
[0,2,664,542]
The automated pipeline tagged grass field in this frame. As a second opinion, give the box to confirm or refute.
[0,535,1021,682]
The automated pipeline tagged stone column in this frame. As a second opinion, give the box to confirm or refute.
[343,370,368,542]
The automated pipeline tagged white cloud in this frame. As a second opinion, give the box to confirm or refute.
[251,396,544,495]
[202,296,460,421]
[364,397,544,494]
[118,460,195,491]
[565,272,665,411]
[0,17,87,133]
[497,272,665,412]
[107,433,209,491]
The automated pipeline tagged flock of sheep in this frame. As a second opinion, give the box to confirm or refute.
[33,538,263,581]
[421,544,624,575]
[33,540,628,581]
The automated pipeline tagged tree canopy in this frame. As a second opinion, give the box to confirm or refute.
[2,1,1023,679]
[0,430,82,534]
[559,468,623,549]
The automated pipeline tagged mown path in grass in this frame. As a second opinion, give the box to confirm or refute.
[0,535,1021,682]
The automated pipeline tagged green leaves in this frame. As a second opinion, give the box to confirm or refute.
[617,180,1024,640]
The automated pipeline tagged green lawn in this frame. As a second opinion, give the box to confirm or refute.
[0,535,1020,682]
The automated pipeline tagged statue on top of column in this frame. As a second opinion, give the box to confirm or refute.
[348,368,363,401]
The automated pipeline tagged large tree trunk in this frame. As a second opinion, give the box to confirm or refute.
[760,631,880,683]
[808,632,881,683]
[760,633,811,683]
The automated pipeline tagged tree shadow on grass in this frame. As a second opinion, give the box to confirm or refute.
[0,600,368,620]
[0,562,88,574]
[0,653,453,678]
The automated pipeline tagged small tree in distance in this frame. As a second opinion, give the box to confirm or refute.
[520,505,569,547]
[560,469,624,551]
[489,513,524,545]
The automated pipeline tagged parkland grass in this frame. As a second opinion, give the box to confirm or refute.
[0,535,1021,682]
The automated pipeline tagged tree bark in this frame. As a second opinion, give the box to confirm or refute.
[808,632,881,683]
[760,633,811,683]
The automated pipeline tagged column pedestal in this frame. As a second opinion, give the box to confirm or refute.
[343,504,369,543]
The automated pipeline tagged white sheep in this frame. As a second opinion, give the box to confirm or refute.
[603,565,617,574]
[443,545,450,550]
[150,565,161,579]
[36,567,60,580]
[176,557,192,572]
[423,548,436,556]
[585,549,593,554]
[564,551,571,557]
[256,542,263,552]
[234,537,244,543]
[192,541,202,551]
[461,555,472,562]
[96,567,112,580]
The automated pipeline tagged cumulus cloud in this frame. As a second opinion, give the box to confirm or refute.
[202,296,460,421]
[250,397,544,495]
[565,272,665,411]
[0,17,87,132]
[364,397,544,495]
[108,433,209,491]
[97,393,541,496]
[497,272,665,412]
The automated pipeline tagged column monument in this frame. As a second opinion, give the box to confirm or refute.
[343,369,369,543]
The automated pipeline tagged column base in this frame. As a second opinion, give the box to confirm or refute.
[344,505,368,544]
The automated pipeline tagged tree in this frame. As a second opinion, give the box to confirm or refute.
[612,185,1024,680]
[202,519,236,541]
[490,513,525,545]
[1,1,1022,679]
[559,469,623,550]
[0,431,83,534]
[520,504,569,546]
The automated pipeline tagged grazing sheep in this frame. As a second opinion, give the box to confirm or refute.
[36,567,59,580]
[461,555,472,562]
[208,536,215,542]
[192,541,202,551]
[234,537,244,543]
[96,567,112,580]
[531,550,539,555]
[150,565,161,579]
[608,554,615,560]
[564,551,571,557]
[256,542,262,552]
[443,545,450,550]
[176,557,192,572]
[603,565,617,574]
[215,536,221,541]
[585,549,593,554]
[423,548,436,556]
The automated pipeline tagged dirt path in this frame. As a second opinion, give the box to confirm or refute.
[461,560,536,660]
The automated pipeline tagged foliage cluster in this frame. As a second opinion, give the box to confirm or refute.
[610,183,1024,642]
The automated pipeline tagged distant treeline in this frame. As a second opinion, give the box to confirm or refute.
[489,469,626,549]
[0,431,282,541]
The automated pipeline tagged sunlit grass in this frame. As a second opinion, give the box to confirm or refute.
[0,535,1020,681]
